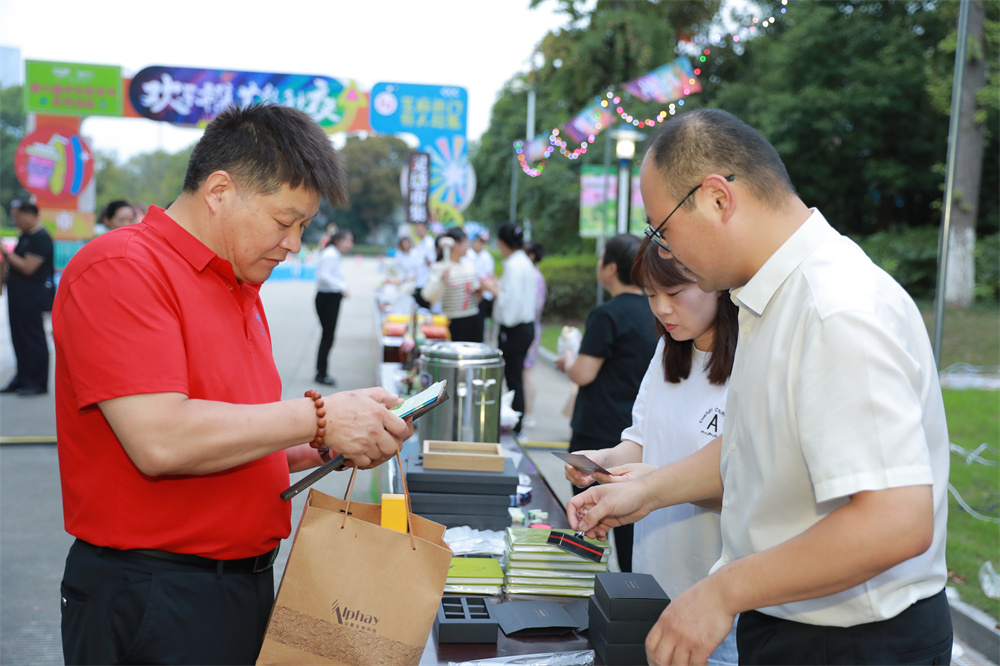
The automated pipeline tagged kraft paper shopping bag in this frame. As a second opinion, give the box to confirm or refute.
[257,461,452,666]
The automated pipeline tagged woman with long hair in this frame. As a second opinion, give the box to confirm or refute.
[563,238,740,665]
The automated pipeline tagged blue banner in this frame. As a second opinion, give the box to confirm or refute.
[370,82,474,214]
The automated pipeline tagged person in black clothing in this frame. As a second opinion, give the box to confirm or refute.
[555,233,658,571]
[1,201,55,396]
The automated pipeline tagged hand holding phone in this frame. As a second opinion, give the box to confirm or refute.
[389,381,448,420]
[280,382,450,501]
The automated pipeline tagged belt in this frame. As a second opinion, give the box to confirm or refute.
[124,545,279,574]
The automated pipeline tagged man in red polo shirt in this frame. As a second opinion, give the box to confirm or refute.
[53,103,412,665]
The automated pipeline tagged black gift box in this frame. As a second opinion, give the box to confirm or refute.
[409,491,511,514]
[588,594,656,644]
[434,596,498,643]
[404,454,519,496]
[591,626,648,666]
[593,572,670,621]
[422,512,511,531]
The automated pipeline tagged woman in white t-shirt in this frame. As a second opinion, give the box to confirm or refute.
[563,238,740,666]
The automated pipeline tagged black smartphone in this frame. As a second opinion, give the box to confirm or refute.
[551,451,612,476]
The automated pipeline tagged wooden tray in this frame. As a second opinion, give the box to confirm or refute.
[422,440,505,472]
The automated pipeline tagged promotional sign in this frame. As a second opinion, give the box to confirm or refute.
[41,208,96,242]
[14,126,94,203]
[579,165,644,238]
[370,82,474,215]
[623,57,702,104]
[129,66,370,133]
[406,152,431,224]
[563,96,617,145]
[24,60,122,117]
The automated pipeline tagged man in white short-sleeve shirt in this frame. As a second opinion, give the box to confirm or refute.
[567,109,951,666]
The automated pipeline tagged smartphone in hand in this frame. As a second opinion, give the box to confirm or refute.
[389,380,448,420]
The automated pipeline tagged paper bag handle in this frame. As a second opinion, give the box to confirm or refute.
[340,452,417,551]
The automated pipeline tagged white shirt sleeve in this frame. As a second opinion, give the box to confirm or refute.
[794,308,935,503]
[621,338,664,448]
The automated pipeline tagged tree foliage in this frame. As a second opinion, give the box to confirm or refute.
[101,147,193,212]
[704,1,959,235]
[469,0,720,254]
[472,0,997,256]
[319,133,411,241]
[1,85,30,226]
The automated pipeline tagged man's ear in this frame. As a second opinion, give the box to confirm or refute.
[203,171,235,216]
[702,173,736,223]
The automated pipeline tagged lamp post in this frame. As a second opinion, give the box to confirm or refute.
[509,80,536,237]
[610,128,645,235]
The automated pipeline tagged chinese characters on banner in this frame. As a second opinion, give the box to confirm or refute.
[128,66,369,134]
[370,83,474,218]
[407,152,431,224]
[24,60,123,117]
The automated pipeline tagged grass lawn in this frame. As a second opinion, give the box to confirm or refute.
[542,302,999,619]
[943,389,1000,619]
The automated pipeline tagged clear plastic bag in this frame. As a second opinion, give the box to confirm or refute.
[978,561,1000,599]
[557,326,583,357]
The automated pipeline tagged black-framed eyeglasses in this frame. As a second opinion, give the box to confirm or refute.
[643,175,735,253]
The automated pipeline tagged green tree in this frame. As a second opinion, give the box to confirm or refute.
[468,0,720,254]
[706,1,954,236]
[926,0,999,306]
[1,85,30,227]
[91,145,193,215]
[320,134,410,242]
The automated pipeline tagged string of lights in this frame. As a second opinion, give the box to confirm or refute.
[516,0,791,177]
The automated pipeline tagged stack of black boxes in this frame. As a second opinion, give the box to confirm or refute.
[589,572,671,665]
[404,454,518,530]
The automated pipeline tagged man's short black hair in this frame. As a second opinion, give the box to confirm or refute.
[497,222,524,250]
[646,108,796,211]
[330,229,352,246]
[14,201,39,216]
[602,233,642,285]
[182,103,348,206]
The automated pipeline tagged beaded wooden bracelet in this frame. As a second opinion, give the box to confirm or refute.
[304,389,331,462]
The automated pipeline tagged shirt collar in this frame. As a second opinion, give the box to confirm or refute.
[144,206,217,273]
[731,209,836,317]
[143,206,256,294]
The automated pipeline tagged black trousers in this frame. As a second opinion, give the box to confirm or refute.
[315,291,344,376]
[6,284,49,390]
[449,313,483,343]
[413,286,431,310]
[569,432,633,572]
[736,587,952,665]
[498,322,534,434]
[61,539,275,665]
